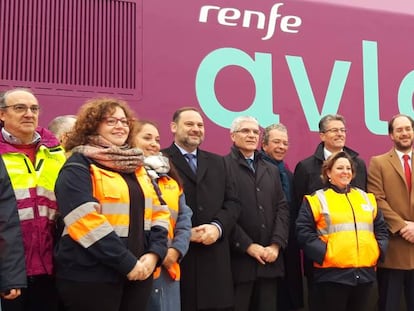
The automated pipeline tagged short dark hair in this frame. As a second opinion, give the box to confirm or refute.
[172,107,200,123]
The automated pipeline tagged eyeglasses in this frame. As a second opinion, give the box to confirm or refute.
[234,128,261,136]
[102,117,130,127]
[2,104,40,114]
[323,128,347,134]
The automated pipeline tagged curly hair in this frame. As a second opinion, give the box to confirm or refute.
[64,97,137,151]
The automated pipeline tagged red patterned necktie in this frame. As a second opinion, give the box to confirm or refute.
[403,154,411,191]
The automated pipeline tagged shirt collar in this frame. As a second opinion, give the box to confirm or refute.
[1,128,41,145]
[395,149,412,160]
[323,147,343,160]
[174,143,197,157]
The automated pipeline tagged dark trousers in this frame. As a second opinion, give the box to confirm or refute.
[234,278,278,311]
[311,281,374,311]
[1,275,58,311]
[377,268,414,311]
[56,277,152,311]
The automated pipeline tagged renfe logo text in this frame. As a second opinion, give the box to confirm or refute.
[199,3,302,40]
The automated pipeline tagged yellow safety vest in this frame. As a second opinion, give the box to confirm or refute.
[2,145,66,275]
[305,188,380,268]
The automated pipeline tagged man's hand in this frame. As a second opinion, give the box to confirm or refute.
[246,243,266,265]
[262,244,280,263]
[191,224,220,245]
[1,289,21,300]
[400,221,414,243]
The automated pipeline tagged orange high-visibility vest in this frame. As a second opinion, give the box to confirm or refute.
[153,175,183,281]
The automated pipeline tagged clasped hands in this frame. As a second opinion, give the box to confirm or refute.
[246,243,280,265]
[190,224,220,245]
[400,221,414,243]
[127,253,158,281]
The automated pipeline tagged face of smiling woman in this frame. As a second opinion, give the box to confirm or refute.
[135,123,160,156]
[96,106,130,146]
[327,157,353,189]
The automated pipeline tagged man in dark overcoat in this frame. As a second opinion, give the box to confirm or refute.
[162,107,239,311]
[224,116,289,311]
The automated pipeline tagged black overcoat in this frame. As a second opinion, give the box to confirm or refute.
[224,147,290,283]
[162,144,239,310]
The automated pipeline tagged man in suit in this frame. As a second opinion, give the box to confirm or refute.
[162,107,239,311]
[368,114,414,311]
[224,116,289,311]
[261,123,303,311]
[293,114,367,309]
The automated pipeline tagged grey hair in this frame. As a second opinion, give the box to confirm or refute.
[318,114,346,133]
[48,115,77,140]
[262,123,288,144]
[230,116,259,133]
[0,88,36,108]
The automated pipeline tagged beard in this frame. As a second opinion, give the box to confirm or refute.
[395,139,414,152]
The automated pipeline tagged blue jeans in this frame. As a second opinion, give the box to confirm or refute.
[147,268,180,311]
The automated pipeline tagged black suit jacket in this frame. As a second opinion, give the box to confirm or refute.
[162,143,240,310]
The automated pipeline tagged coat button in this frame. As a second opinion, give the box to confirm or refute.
[198,206,203,211]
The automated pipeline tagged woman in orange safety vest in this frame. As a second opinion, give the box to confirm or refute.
[135,120,192,311]
[54,98,169,311]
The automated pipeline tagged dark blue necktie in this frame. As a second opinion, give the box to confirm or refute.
[246,158,255,172]
[184,153,197,174]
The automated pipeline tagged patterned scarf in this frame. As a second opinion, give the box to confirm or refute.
[72,135,144,173]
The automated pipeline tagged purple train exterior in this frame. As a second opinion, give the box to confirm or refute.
[1,0,414,166]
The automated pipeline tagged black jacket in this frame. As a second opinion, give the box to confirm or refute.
[0,158,26,292]
[162,144,240,310]
[224,147,289,283]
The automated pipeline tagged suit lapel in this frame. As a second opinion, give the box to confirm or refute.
[196,150,208,182]
[388,149,406,186]
[165,144,197,182]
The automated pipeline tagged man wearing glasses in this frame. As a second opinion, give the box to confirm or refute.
[293,114,367,310]
[0,88,66,311]
[224,116,289,311]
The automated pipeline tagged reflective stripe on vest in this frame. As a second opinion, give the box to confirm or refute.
[2,146,65,222]
[306,188,380,268]
[63,164,169,248]
[1,144,66,276]
[64,202,114,248]
[314,189,375,236]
